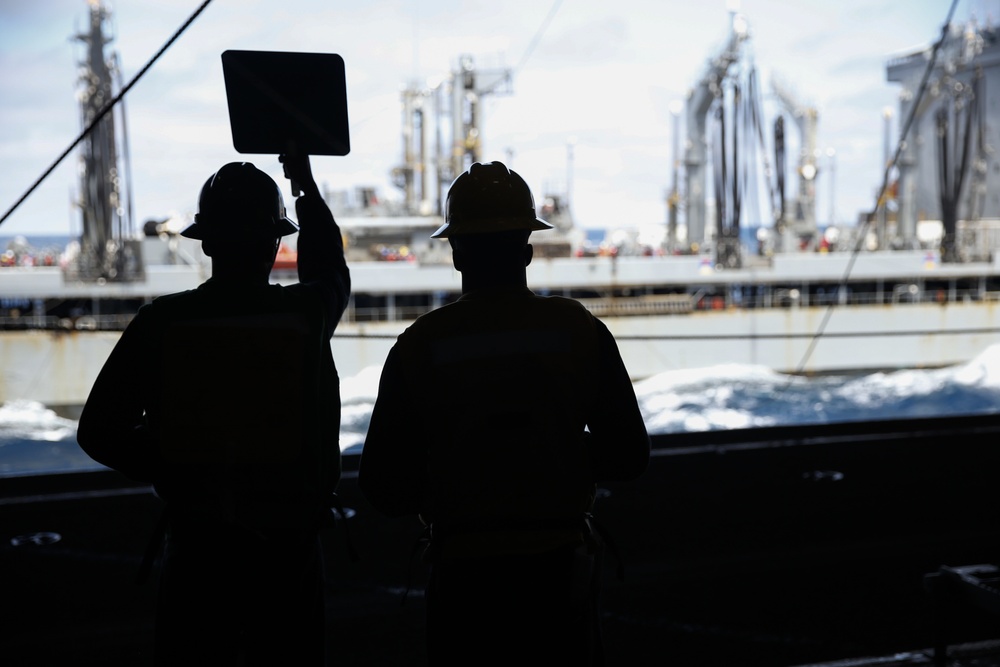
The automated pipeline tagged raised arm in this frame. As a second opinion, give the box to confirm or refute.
[280,153,351,336]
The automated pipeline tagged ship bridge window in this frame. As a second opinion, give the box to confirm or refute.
[611,287,653,298]
[810,284,850,306]
[773,288,801,308]
[347,292,460,323]
[922,278,987,303]
[395,293,452,320]
[2,298,145,331]
[892,283,922,303]
[651,287,687,296]
[350,294,386,323]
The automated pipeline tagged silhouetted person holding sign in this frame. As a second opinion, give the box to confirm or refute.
[77,155,349,666]
[359,161,650,666]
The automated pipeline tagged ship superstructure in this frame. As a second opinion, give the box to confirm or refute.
[68,0,143,284]
[3,6,1000,414]
[886,20,1000,261]
[3,7,1000,666]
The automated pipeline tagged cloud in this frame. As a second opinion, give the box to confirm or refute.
[0,0,962,237]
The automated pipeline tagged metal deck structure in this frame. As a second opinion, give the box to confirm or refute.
[3,414,998,666]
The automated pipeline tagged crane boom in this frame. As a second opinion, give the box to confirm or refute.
[683,11,749,250]
[770,76,819,247]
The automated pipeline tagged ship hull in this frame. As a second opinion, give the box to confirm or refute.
[5,247,1000,411]
[3,299,1000,413]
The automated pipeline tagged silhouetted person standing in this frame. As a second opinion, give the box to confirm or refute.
[77,155,349,666]
[359,161,650,666]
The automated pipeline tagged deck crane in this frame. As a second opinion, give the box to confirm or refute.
[887,22,989,260]
[72,1,142,282]
[393,55,512,216]
[770,76,819,250]
[393,85,433,215]
[683,10,749,252]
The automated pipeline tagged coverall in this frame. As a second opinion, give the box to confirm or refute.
[360,285,650,666]
[77,190,349,666]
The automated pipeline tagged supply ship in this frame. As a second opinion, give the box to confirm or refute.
[1,4,998,667]
[3,5,1000,414]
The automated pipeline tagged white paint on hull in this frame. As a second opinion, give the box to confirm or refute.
[4,301,999,410]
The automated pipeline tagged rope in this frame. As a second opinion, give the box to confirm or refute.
[0,0,216,229]
[790,0,963,376]
[514,0,564,76]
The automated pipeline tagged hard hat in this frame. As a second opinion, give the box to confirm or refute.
[431,161,553,238]
[181,162,298,240]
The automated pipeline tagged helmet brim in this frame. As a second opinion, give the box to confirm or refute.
[180,215,299,240]
[430,216,553,239]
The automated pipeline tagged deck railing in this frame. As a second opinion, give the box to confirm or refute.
[3,286,1000,331]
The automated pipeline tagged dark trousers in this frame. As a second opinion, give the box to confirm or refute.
[425,542,603,666]
[154,515,326,666]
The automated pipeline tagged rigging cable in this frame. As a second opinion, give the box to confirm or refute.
[0,0,216,229]
[789,0,962,376]
[514,0,564,76]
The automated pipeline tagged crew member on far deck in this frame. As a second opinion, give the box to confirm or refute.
[359,160,650,666]
[77,154,350,666]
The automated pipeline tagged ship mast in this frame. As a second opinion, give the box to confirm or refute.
[72,0,139,282]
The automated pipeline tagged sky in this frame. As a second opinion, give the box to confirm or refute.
[0,0,989,239]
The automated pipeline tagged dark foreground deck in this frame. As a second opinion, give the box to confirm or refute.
[2,414,999,666]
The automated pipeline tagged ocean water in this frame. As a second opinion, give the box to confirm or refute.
[4,344,1000,478]
[0,234,73,260]
[0,234,73,248]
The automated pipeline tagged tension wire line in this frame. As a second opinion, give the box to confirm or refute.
[611,326,1000,341]
[0,0,216,229]
[326,326,1000,342]
[789,0,962,376]
[11,320,998,342]
[515,0,564,76]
